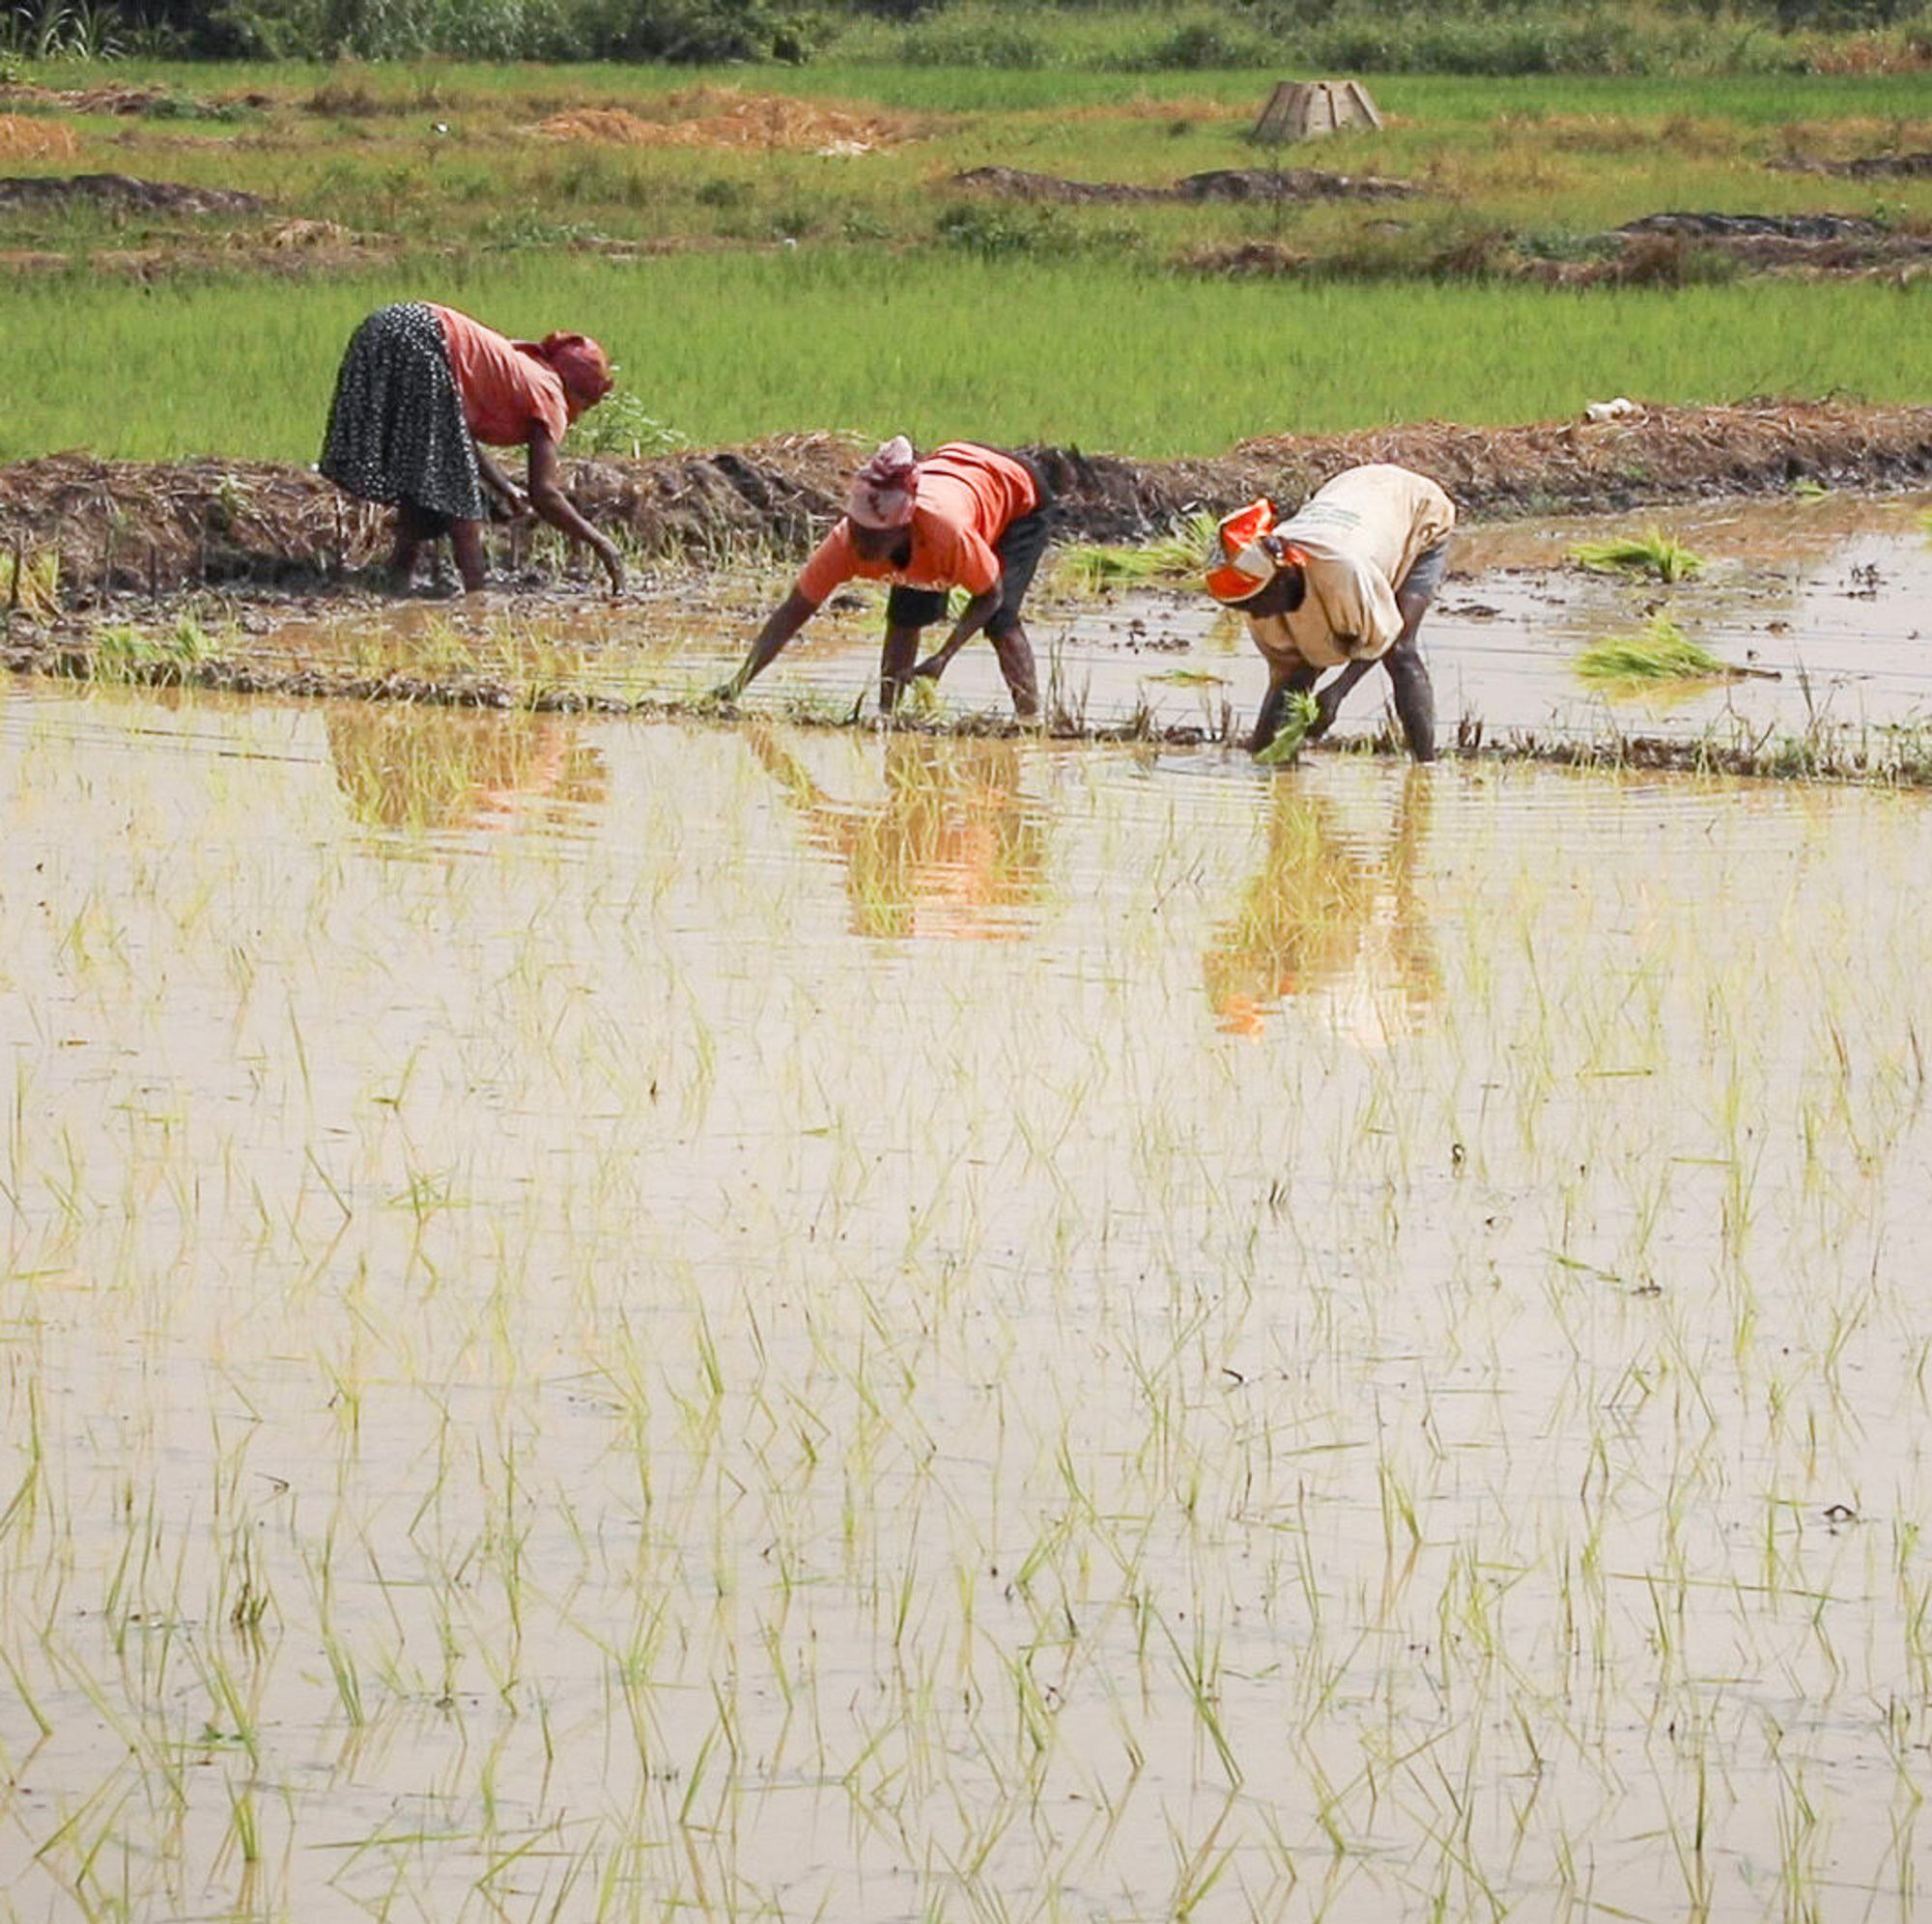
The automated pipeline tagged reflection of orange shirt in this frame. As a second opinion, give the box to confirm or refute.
[795,444,1038,605]
[431,305,569,448]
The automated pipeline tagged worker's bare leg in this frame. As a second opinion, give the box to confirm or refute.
[988,624,1039,720]
[388,502,433,590]
[1250,662,1319,754]
[1380,584,1437,762]
[448,519,488,596]
[878,622,923,713]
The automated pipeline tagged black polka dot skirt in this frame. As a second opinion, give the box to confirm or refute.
[319,302,488,523]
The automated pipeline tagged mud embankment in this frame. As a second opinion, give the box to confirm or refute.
[1,402,1929,601]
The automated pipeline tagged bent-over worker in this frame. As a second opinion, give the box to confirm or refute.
[321,301,623,595]
[1206,463,1455,763]
[720,437,1053,718]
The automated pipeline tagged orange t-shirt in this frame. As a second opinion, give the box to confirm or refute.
[431,304,569,449]
[795,444,1038,607]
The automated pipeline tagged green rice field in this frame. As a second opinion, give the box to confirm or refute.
[3,260,1928,461]
[0,59,1928,460]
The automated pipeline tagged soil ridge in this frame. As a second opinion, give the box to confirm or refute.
[1,401,1927,596]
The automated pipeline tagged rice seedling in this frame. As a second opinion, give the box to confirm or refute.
[1572,525,1707,580]
[1057,511,1220,594]
[1575,612,1740,685]
[1253,690,1323,765]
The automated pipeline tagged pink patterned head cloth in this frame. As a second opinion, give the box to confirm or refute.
[845,436,919,529]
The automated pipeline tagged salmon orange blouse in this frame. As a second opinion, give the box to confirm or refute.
[430,304,570,449]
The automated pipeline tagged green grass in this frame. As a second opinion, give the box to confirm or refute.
[3,256,1927,462]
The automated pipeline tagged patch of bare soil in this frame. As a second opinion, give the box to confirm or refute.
[1,406,1927,607]
[0,173,267,216]
[950,164,1417,204]
[1176,240,1311,276]
[0,83,262,117]
[530,92,911,156]
[1614,210,1932,269]
[1773,150,1932,178]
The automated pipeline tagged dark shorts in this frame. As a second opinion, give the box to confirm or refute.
[884,455,1054,637]
[1397,540,1450,608]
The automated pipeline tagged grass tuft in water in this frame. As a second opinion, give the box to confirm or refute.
[1,548,60,622]
[1575,613,1735,685]
[1572,526,1706,581]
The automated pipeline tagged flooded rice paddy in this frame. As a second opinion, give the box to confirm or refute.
[208,491,1932,759]
[8,640,1932,1922]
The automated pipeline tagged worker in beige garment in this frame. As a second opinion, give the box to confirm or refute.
[1205,463,1456,763]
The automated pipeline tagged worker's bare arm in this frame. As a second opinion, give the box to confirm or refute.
[721,588,820,699]
[473,445,528,517]
[908,585,1002,683]
[526,427,624,589]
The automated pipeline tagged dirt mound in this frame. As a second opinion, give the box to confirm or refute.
[0,116,77,160]
[1772,150,1932,179]
[1613,210,1932,270]
[1179,240,1311,276]
[0,173,267,216]
[1622,211,1886,242]
[2,406,1927,603]
[531,92,909,156]
[950,165,1417,204]
[0,83,240,117]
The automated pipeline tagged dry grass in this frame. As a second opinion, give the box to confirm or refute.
[530,91,913,156]
[0,114,77,159]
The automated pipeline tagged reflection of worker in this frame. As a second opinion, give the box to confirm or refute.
[747,728,1048,939]
[1206,464,1455,762]
[321,302,623,595]
[326,705,607,832]
[1205,766,1436,1038]
[721,438,1054,718]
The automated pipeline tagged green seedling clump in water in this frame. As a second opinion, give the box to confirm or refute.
[1575,612,1735,685]
[1572,526,1706,582]
[1059,512,1220,593]
[1255,690,1322,765]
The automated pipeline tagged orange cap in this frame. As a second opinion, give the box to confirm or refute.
[1205,496,1280,604]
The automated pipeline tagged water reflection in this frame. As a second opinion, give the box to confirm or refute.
[1206,766,1438,1041]
[326,705,607,834]
[749,728,1049,939]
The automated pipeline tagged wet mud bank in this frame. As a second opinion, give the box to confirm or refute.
[3,401,1929,602]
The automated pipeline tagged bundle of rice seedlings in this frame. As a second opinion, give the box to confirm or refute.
[1575,613,1736,684]
[1058,510,1219,593]
[1571,525,1705,582]
[1254,690,1322,764]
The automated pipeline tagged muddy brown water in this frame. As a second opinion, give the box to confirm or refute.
[8,580,1932,1919]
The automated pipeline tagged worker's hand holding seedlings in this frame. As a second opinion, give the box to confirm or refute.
[1205,464,1456,764]
[721,437,1056,719]
[321,302,623,595]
